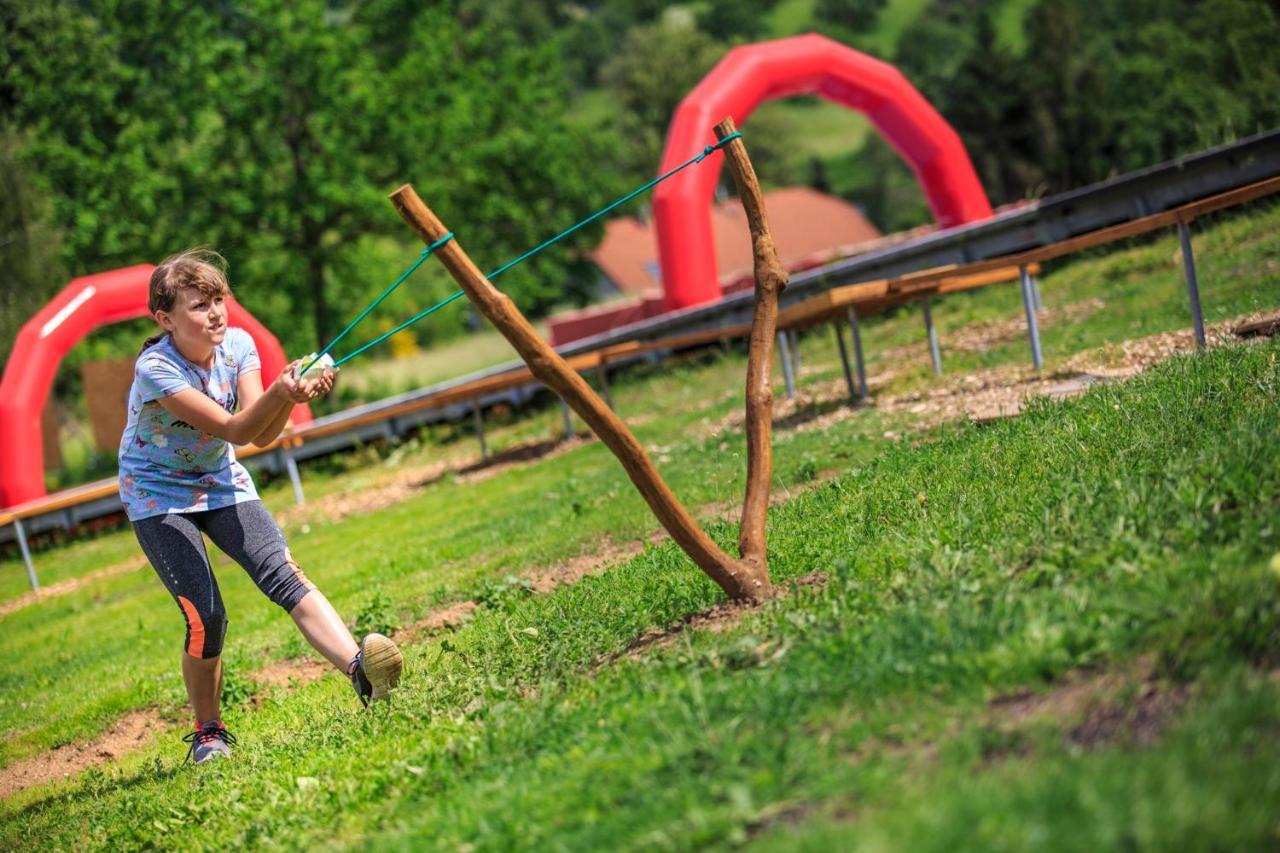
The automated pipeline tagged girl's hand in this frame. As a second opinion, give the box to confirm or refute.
[308,367,337,399]
[275,361,314,404]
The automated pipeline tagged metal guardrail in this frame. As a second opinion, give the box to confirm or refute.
[3,128,1279,577]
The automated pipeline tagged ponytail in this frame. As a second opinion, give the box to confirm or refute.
[138,333,167,356]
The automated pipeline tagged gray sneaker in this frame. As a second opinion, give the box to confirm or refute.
[348,633,403,707]
[183,720,237,764]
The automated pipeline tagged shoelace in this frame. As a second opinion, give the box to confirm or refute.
[349,652,371,708]
[182,722,238,763]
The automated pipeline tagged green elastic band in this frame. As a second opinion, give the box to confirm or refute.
[326,131,744,368]
[302,232,454,374]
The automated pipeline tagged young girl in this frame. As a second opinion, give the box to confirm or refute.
[118,249,402,764]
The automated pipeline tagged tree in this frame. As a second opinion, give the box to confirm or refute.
[600,19,728,181]
[814,0,888,46]
[697,0,782,41]
[0,132,65,363]
[3,0,624,357]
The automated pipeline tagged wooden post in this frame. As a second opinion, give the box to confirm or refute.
[715,117,787,573]
[389,122,780,601]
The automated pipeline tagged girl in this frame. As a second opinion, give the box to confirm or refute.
[118,249,402,765]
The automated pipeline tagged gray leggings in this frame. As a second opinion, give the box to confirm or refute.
[132,500,315,659]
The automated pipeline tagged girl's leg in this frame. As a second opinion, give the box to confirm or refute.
[202,501,358,672]
[287,591,359,670]
[182,653,223,723]
[133,513,230,725]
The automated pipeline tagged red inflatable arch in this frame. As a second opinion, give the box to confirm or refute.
[0,265,311,509]
[653,33,993,310]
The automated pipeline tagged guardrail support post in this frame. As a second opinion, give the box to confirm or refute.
[847,306,869,401]
[922,298,943,376]
[280,446,305,506]
[472,400,489,463]
[833,320,856,403]
[13,517,38,591]
[560,398,575,439]
[1019,265,1044,369]
[597,362,613,409]
[1030,272,1043,312]
[777,330,797,400]
[1177,219,1207,350]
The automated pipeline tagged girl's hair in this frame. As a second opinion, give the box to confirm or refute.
[139,249,232,354]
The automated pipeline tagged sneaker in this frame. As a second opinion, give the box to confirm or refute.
[348,633,403,707]
[182,719,237,764]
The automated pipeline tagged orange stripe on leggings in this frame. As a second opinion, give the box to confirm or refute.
[177,595,207,658]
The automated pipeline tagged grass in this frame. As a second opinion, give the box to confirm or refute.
[753,96,873,160]
[0,201,1277,848]
[334,324,542,403]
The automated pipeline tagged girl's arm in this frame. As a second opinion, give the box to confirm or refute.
[239,367,334,447]
[156,365,315,446]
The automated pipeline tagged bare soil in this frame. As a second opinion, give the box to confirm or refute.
[275,435,594,527]
[0,709,165,801]
[522,538,646,594]
[988,655,1191,749]
[608,571,828,665]
[395,600,480,644]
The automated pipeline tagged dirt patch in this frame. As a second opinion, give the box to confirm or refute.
[454,434,594,486]
[949,298,1106,354]
[523,539,646,594]
[1068,680,1190,748]
[276,435,593,528]
[0,708,166,801]
[275,459,454,527]
[606,571,828,665]
[0,557,148,620]
[396,600,479,644]
[776,308,1280,436]
[252,656,332,690]
[988,655,1190,750]
[876,365,1105,428]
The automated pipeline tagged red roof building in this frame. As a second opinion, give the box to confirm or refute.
[590,186,883,297]
[550,187,886,345]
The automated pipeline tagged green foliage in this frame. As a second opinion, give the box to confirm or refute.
[473,574,535,612]
[600,17,729,181]
[697,0,784,40]
[352,590,402,638]
[814,0,890,44]
[0,131,65,363]
[893,0,1280,204]
[2,0,621,358]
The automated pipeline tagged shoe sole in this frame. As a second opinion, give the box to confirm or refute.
[361,633,403,701]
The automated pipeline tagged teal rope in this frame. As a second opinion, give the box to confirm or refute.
[302,232,454,375]
[328,131,743,369]
[333,289,467,367]
[484,131,744,282]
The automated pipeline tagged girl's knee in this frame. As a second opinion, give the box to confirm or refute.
[265,549,317,612]
[177,594,227,658]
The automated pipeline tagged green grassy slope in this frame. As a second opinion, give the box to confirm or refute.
[0,202,1277,848]
[3,318,1277,851]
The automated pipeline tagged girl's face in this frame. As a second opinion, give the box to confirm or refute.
[157,287,228,350]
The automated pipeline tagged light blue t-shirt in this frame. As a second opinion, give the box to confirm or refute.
[118,327,261,521]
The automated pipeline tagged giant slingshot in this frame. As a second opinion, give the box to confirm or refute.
[392,120,784,602]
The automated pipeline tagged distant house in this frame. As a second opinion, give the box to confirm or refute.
[550,187,891,345]
[588,186,884,299]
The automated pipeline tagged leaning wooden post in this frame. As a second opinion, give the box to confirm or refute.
[389,130,779,600]
[714,117,788,574]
